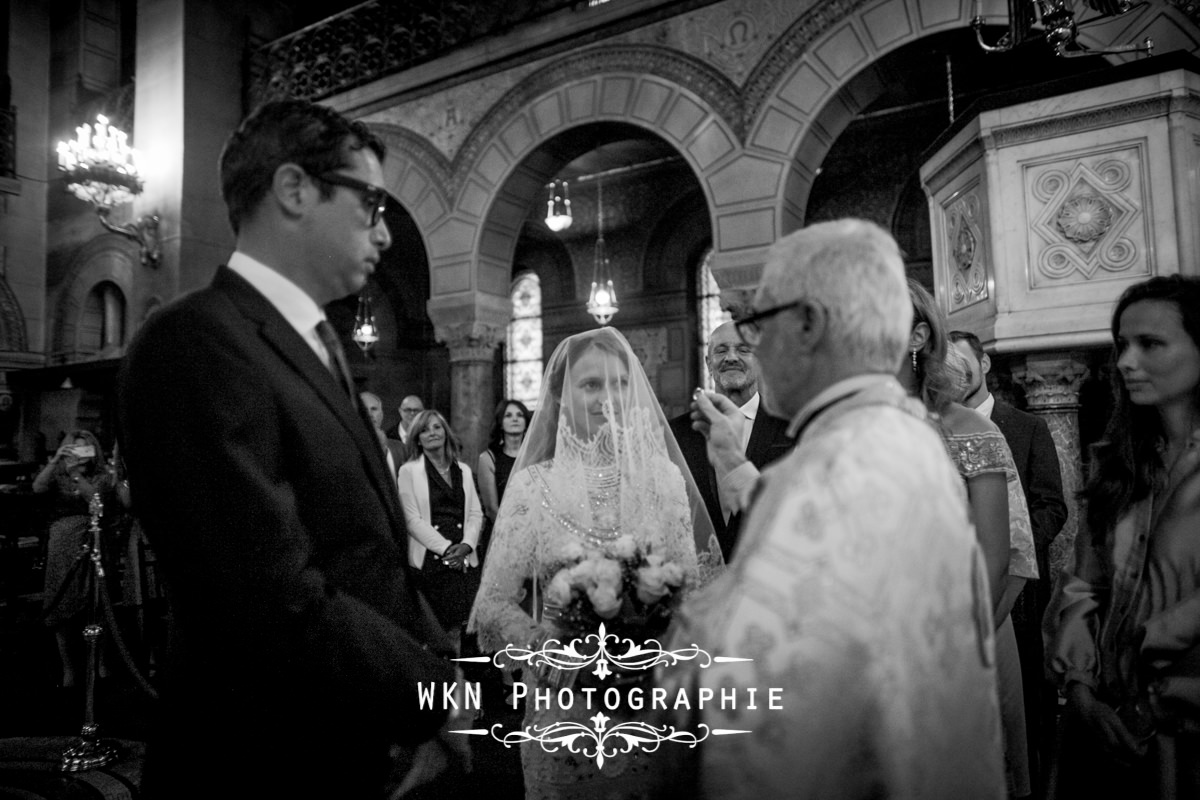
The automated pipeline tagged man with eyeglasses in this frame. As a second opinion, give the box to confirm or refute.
[394,394,426,457]
[669,321,793,560]
[657,219,1004,799]
[118,100,467,799]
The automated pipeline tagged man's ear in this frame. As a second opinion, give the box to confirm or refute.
[980,352,992,377]
[271,163,309,219]
[794,299,828,353]
[908,321,930,352]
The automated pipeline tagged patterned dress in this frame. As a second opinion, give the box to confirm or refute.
[941,425,1037,798]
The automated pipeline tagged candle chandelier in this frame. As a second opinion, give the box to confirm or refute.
[56,114,162,268]
[586,180,618,326]
[544,178,572,232]
[352,288,379,353]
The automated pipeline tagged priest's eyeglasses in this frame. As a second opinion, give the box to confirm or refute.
[733,300,805,346]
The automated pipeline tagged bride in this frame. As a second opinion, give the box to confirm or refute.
[469,327,723,799]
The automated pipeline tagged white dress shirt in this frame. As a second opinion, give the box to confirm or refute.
[227,251,330,368]
[976,391,996,420]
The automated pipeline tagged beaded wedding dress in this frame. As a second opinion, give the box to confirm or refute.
[469,328,722,799]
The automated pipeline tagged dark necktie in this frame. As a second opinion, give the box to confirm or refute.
[314,319,355,402]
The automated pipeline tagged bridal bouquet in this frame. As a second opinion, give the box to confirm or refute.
[542,535,687,643]
[528,536,687,693]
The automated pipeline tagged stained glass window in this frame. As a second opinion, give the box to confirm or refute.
[506,272,542,408]
[697,248,731,391]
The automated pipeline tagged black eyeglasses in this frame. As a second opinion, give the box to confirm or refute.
[317,172,389,227]
[733,300,804,346]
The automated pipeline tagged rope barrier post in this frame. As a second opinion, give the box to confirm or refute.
[60,491,120,772]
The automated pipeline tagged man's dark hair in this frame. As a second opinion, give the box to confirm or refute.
[218,100,386,235]
[948,330,985,362]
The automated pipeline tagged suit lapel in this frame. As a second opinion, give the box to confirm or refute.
[414,456,431,521]
[745,413,768,463]
[214,267,405,527]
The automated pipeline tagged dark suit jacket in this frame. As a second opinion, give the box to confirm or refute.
[990,399,1068,569]
[669,404,794,561]
[385,436,407,478]
[118,267,454,799]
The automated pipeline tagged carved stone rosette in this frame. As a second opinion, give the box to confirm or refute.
[1012,354,1089,579]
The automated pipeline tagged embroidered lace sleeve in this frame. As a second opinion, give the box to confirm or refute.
[944,430,1038,579]
[467,463,544,654]
[942,430,1010,479]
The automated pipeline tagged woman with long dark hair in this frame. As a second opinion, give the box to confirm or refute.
[477,399,531,561]
[1046,275,1200,798]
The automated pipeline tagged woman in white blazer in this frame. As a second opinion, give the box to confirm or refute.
[397,410,483,647]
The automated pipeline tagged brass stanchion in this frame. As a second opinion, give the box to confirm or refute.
[60,492,120,771]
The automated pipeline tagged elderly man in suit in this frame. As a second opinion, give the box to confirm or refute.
[362,390,405,481]
[950,330,1067,795]
[669,321,793,560]
[118,100,464,799]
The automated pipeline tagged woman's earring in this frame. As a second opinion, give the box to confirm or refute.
[911,349,919,372]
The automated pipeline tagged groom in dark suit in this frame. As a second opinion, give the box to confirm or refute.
[118,101,463,799]
[950,330,1067,796]
[670,321,793,560]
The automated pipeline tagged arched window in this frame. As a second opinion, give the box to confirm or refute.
[505,272,542,408]
[79,281,126,354]
[696,248,731,391]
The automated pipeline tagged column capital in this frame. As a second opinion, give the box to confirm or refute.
[1011,353,1089,411]
[436,321,505,363]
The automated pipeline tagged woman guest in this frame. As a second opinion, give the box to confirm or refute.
[902,280,1037,798]
[397,410,483,649]
[31,430,124,689]
[477,399,531,560]
[1046,275,1200,798]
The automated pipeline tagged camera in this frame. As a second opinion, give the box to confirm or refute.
[71,445,96,459]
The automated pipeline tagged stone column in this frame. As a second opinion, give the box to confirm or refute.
[1011,353,1089,580]
[437,321,503,466]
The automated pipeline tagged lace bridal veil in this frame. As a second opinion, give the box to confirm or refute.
[469,327,724,653]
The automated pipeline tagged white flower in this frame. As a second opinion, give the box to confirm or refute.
[587,584,622,619]
[592,557,623,591]
[560,540,586,563]
[644,553,664,568]
[661,561,684,587]
[636,565,670,604]
[613,535,638,561]
[546,570,574,607]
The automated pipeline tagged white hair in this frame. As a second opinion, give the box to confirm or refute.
[757,219,912,372]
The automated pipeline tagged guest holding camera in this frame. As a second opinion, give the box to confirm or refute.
[398,410,483,650]
[32,430,123,690]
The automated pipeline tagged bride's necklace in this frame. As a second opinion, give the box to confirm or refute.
[534,462,624,547]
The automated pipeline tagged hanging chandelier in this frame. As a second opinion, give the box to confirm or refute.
[544,178,572,232]
[586,180,618,326]
[352,288,379,353]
